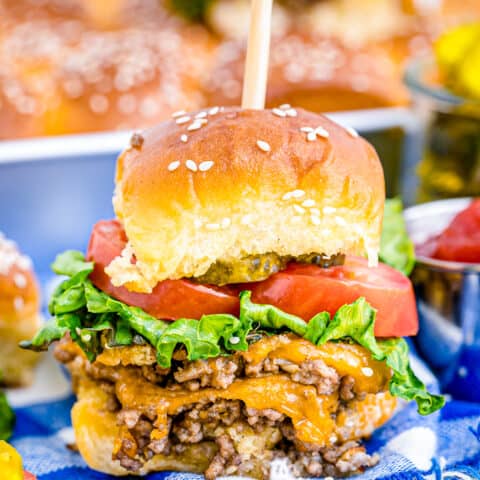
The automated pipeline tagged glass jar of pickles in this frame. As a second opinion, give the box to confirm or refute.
[405,23,480,203]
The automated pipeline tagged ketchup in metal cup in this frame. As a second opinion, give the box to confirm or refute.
[418,198,480,263]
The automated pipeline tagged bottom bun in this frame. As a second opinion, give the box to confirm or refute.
[58,335,397,478]
[72,377,216,476]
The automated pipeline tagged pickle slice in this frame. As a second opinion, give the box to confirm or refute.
[195,252,345,285]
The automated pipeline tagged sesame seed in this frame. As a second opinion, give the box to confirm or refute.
[361,367,374,377]
[14,296,24,310]
[16,256,32,270]
[335,216,347,226]
[187,121,205,131]
[14,273,27,288]
[323,206,336,214]
[89,94,109,114]
[180,134,188,143]
[194,219,203,229]
[311,215,321,226]
[290,189,305,198]
[293,205,305,214]
[310,208,320,215]
[195,111,207,119]
[208,106,220,115]
[257,140,271,152]
[230,336,240,345]
[172,110,186,118]
[307,131,317,142]
[329,435,338,444]
[300,127,314,133]
[315,126,330,138]
[302,199,315,207]
[285,108,297,117]
[279,103,291,109]
[167,160,180,172]
[176,115,191,125]
[345,126,359,138]
[185,160,197,172]
[241,214,253,225]
[199,161,214,172]
[205,223,220,231]
[221,218,231,229]
[272,108,287,117]
[282,192,293,201]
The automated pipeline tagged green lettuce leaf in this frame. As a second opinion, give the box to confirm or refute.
[380,198,416,276]
[21,250,443,414]
[0,374,15,440]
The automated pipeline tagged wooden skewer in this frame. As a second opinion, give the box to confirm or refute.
[241,0,273,110]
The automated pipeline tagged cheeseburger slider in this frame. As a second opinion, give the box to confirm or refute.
[0,232,41,386]
[22,107,442,478]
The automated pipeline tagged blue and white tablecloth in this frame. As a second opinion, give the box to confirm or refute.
[6,350,480,480]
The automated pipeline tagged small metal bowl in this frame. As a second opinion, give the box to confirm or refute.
[405,198,480,401]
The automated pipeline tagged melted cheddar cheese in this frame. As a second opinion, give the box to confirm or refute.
[87,334,395,449]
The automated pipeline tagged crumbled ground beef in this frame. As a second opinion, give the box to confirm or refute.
[173,357,240,390]
[54,339,381,479]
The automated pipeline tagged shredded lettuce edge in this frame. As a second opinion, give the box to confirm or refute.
[20,250,444,415]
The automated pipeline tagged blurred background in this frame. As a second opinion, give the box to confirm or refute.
[0,0,479,273]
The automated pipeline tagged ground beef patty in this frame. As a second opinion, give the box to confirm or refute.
[55,334,394,479]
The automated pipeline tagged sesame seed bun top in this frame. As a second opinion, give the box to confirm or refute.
[109,107,385,293]
[0,232,42,386]
[0,232,39,322]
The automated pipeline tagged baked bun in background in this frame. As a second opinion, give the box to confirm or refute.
[0,0,217,139]
[0,232,41,386]
[110,107,384,292]
[205,0,291,39]
[42,25,214,136]
[205,33,409,113]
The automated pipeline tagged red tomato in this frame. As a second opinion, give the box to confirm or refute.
[431,199,480,263]
[87,220,418,337]
[86,220,240,320]
[24,472,36,480]
[250,258,418,337]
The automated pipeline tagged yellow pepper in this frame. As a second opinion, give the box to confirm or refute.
[435,22,480,100]
[0,440,24,480]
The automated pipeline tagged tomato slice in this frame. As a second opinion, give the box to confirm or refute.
[87,220,240,320]
[250,258,418,337]
[24,472,36,480]
[430,199,480,263]
[87,220,418,337]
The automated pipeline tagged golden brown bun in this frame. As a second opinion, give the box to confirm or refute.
[0,1,217,139]
[42,25,214,136]
[72,376,219,476]
[110,107,385,292]
[205,34,409,113]
[0,233,41,386]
